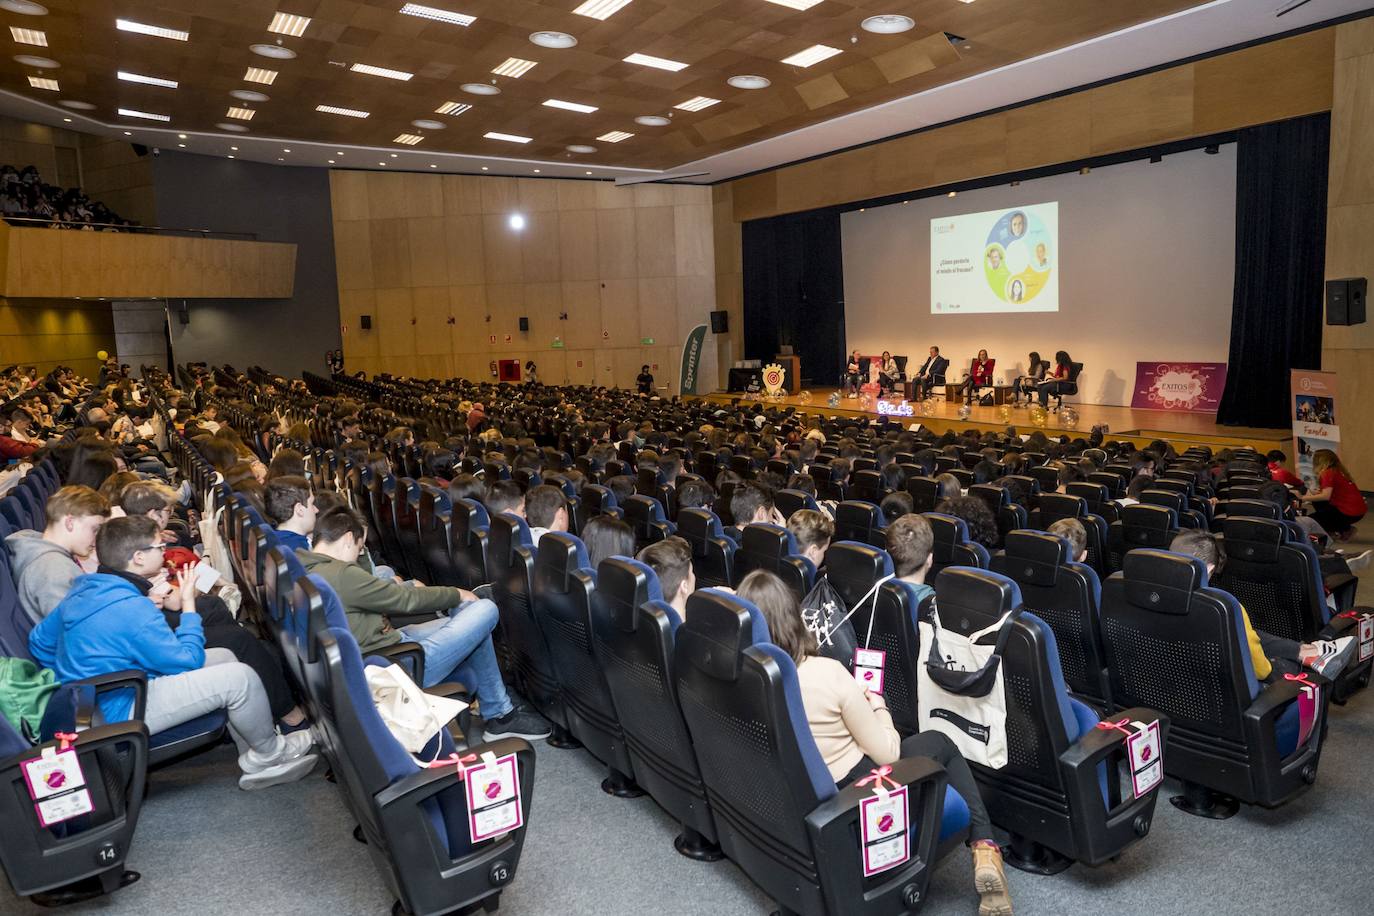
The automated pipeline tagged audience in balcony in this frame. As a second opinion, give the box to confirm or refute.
[0,164,135,230]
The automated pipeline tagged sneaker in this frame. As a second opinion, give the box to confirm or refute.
[239,729,315,774]
[482,706,552,742]
[1344,549,1373,574]
[238,752,319,790]
[1301,637,1357,680]
[972,841,1012,916]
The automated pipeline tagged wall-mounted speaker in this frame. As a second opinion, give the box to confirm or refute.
[177,302,189,325]
[360,314,372,330]
[1326,277,1366,326]
[519,316,529,332]
[709,310,729,333]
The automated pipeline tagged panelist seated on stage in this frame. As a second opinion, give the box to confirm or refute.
[1013,351,1050,406]
[1037,350,1077,409]
[952,350,995,404]
[911,346,949,399]
[842,349,865,397]
[876,350,902,396]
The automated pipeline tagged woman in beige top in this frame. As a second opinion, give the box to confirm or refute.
[738,570,1012,916]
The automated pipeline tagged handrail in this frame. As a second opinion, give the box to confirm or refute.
[1,216,258,241]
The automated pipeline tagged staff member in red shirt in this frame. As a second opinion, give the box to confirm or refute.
[954,349,995,405]
[1301,449,1366,540]
[1266,449,1304,488]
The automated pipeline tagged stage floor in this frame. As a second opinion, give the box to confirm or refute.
[698,388,1288,452]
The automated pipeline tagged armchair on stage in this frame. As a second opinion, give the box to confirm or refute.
[841,355,908,398]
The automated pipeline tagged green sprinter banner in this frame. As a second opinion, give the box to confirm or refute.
[680,324,707,396]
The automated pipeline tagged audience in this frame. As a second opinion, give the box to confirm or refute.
[525,484,569,546]
[8,485,110,622]
[265,475,317,553]
[637,536,695,619]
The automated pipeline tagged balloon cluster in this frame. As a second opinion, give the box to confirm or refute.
[919,399,936,418]
[1029,406,1049,427]
[798,390,812,404]
[859,393,876,411]
[957,403,972,420]
[996,404,1012,423]
[827,391,841,407]
[1061,406,1080,429]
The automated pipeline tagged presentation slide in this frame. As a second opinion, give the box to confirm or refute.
[930,202,1059,314]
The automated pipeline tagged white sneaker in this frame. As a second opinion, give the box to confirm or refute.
[238,730,318,790]
[1344,549,1373,574]
[238,753,319,790]
[1301,637,1356,680]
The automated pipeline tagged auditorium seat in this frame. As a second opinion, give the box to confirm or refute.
[582,483,623,521]
[1065,482,1120,525]
[1100,550,1327,817]
[591,557,723,860]
[532,533,640,794]
[990,531,1110,707]
[933,567,1163,873]
[449,497,491,590]
[674,588,968,915]
[1032,492,1110,577]
[1139,489,1204,530]
[623,494,676,552]
[732,523,815,600]
[925,512,990,579]
[774,488,820,520]
[416,485,461,587]
[675,508,735,588]
[849,469,885,504]
[392,478,427,580]
[1107,504,1179,572]
[907,476,941,513]
[831,501,887,548]
[968,484,1028,550]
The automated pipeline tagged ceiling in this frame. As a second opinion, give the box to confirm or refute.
[0,0,1364,182]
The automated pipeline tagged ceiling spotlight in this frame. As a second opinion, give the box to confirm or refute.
[61,117,70,122]
[566,144,597,153]
[412,119,445,130]
[429,164,436,168]
[947,191,957,197]
[217,122,250,132]
[400,4,476,27]
[178,143,185,147]
[59,99,94,110]
[231,146,238,150]
[533,169,540,173]
[508,213,526,230]
[177,133,186,139]
[0,1,48,16]
[251,43,297,60]
[462,82,501,95]
[328,159,335,164]
[122,130,131,135]
[481,166,488,170]
[529,31,577,49]
[1204,144,1219,155]
[635,115,670,127]
[14,53,57,67]
[861,15,915,34]
[231,89,270,102]
[727,75,770,90]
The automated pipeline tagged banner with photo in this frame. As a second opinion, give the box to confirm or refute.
[1129,362,1228,413]
[1290,369,1340,489]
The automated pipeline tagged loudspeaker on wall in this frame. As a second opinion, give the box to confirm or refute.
[360,314,372,330]
[1326,278,1366,326]
[709,310,729,333]
[519,316,529,332]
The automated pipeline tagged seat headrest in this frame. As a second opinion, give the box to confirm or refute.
[968,484,1008,511]
[836,500,881,524]
[828,541,894,579]
[497,511,533,549]
[587,483,618,510]
[1001,530,1066,586]
[454,497,490,528]
[679,588,770,681]
[933,567,1022,628]
[597,557,662,632]
[1121,503,1176,534]
[925,512,968,545]
[1065,482,1108,505]
[1223,498,1280,521]
[741,522,796,556]
[1038,493,1086,522]
[1121,549,1207,614]
[536,532,592,590]
[1221,517,1283,563]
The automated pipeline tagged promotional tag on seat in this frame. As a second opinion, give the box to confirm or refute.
[1285,673,1321,748]
[1125,720,1163,798]
[859,785,909,877]
[465,752,523,843]
[22,746,93,827]
[1359,615,1373,662]
[853,647,886,695]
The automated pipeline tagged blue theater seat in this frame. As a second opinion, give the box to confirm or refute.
[674,508,735,588]
[732,523,815,600]
[925,512,990,579]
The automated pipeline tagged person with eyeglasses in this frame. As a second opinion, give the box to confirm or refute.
[30,516,320,790]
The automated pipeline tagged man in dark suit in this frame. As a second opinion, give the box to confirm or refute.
[913,346,949,399]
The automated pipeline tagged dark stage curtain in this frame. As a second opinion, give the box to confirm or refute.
[1216,113,1329,428]
[742,211,845,387]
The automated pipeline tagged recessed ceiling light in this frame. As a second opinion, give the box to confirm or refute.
[122,130,131,135]
[635,115,670,126]
[9,27,45,45]
[118,71,178,88]
[861,14,915,34]
[481,166,488,170]
[218,123,250,132]
[761,0,824,8]
[27,76,56,90]
[529,31,577,49]
[116,18,187,40]
[781,44,842,67]
[429,164,436,168]
[178,143,185,147]
[566,144,596,153]
[585,170,592,174]
[957,0,976,3]
[435,101,471,115]
[231,89,270,102]
[228,155,235,159]
[492,57,537,78]
[412,119,445,130]
[283,148,291,153]
[674,96,719,112]
[177,133,186,139]
[119,107,169,122]
[316,104,370,118]
[948,190,957,197]
[462,82,500,95]
[727,75,770,89]
[14,54,56,67]
[533,169,540,173]
[350,63,413,81]
[267,12,311,37]
[226,106,255,120]
[61,117,69,122]
[394,133,423,145]
[400,4,476,26]
[623,52,687,72]
[573,0,633,19]
[59,99,94,110]
[508,214,525,230]
[1,1,47,15]
[596,130,633,143]
[378,162,386,166]
[244,67,277,84]
[251,43,297,60]
[484,131,531,144]
[328,159,335,164]
[543,98,598,113]
[231,146,238,150]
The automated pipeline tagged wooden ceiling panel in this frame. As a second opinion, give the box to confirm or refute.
[0,0,1212,169]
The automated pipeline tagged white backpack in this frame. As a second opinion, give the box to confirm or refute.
[916,603,1017,769]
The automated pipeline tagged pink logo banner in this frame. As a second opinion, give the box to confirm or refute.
[1130,362,1228,413]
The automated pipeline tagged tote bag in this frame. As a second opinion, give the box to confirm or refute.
[916,604,1017,769]
[364,663,468,762]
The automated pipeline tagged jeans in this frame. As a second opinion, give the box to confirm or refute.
[144,647,276,759]
[399,598,513,719]
[1037,380,1071,407]
[166,596,297,720]
[841,730,994,843]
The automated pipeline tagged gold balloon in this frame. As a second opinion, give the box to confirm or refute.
[957,403,972,420]
[1029,406,1049,428]
[996,404,1012,423]
[96,350,109,360]
[798,390,812,404]
[1061,406,1080,429]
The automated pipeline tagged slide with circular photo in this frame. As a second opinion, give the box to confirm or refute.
[931,202,1059,314]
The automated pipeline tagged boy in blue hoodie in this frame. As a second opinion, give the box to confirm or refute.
[30,516,318,790]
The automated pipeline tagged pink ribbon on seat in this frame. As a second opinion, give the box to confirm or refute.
[1284,672,1317,688]
[855,764,899,793]
[1095,718,1133,737]
[54,732,78,751]
[428,752,477,779]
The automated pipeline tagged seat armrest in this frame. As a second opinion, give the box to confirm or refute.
[375,737,534,811]
[373,641,426,685]
[1243,672,1329,768]
[1059,707,1170,812]
[804,757,949,915]
[72,669,149,723]
[1322,574,1359,614]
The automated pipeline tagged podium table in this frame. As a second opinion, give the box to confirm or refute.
[773,355,801,395]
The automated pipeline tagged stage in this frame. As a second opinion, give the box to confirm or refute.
[697,388,1287,453]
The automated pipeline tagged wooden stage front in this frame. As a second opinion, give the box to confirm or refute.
[697,388,1288,453]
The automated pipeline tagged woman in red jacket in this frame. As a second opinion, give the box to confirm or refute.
[954,349,995,405]
[1301,449,1366,540]
[1036,350,1074,409]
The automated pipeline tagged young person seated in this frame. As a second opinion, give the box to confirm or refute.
[936,495,1000,550]
[8,485,110,623]
[265,475,318,554]
[786,509,833,573]
[1300,449,1365,541]
[953,349,995,405]
[300,506,550,740]
[1266,449,1304,489]
[582,516,635,569]
[1012,352,1049,407]
[736,569,1011,916]
[1036,350,1075,409]
[30,517,319,790]
[484,479,526,519]
[1170,530,1353,680]
[730,480,786,529]
[675,478,716,514]
[637,536,696,620]
[1047,517,1089,565]
[880,491,914,526]
[886,513,935,604]
[525,484,569,546]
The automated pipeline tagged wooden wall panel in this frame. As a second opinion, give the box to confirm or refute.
[443,215,485,286]
[368,219,412,289]
[407,216,449,288]
[0,298,115,377]
[1089,65,1196,154]
[1193,29,1335,135]
[332,219,374,291]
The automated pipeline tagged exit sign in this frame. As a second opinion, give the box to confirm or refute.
[641,337,654,345]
